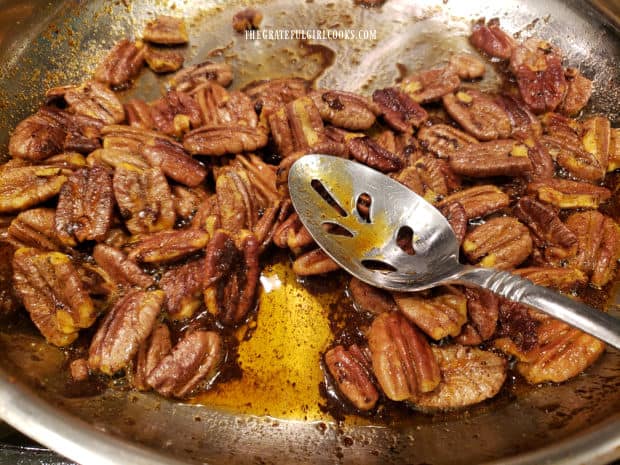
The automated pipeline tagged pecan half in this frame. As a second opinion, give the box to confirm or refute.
[272,212,314,252]
[514,267,587,291]
[268,96,345,158]
[311,90,378,130]
[150,90,203,136]
[229,154,280,209]
[215,166,257,232]
[147,330,223,398]
[183,125,268,156]
[142,138,207,187]
[347,136,403,172]
[160,259,204,320]
[367,312,440,401]
[349,277,397,315]
[513,196,577,250]
[408,155,460,200]
[410,345,506,411]
[541,135,604,182]
[144,47,184,73]
[92,244,155,289]
[13,248,96,346]
[558,68,592,116]
[46,81,125,124]
[169,61,233,92]
[171,185,208,220]
[143,15,188,45]
[113,164,176,234]
[527,178,611,209]
[417,123,477,159]
[94,39,146,88]
[232,8,263,32]
[88,289,164,375]
[400,67,460,104]
[204,230,259,326]
[463,216,532,269]
[243,77,311,118]
[292,248,341,276]
[565,211,620,288]
[192,82,258,128]
[127,229,209,264]
[54,166,114,245]
[442,90,511,141]
[251,201,290,254]
[469,18,515,59]
[449,139,532,177]
[448,53,486,80]
[325,344,379,411]
[8,208,63,251]
[131,323,172,391]
[455,288,498,345]
[495,94,542,140]
[393,287,467,340]
[0,165,67,213]
[372,87,427,132]
[8,108,72,161]
[437,185,509,220]
[510,38,567,114]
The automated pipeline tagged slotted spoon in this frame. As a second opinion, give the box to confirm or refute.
[288,154,620,350]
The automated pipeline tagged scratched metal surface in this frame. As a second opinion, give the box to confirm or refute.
[0,1,618,465]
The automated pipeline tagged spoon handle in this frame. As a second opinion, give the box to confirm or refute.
[455,266,620,350]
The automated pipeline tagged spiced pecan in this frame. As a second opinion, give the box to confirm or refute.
[448,53,486,80]
[325,344,379,411]
[417,124,477,159]
[469,18,515,59]
[92,244,154,289]
[192,82,258,128]
[131,323,172,391]
[125,99,156,130]
[558,68,593,116]
[409,155,460,200]
[142,137,207,187]
[127,229,209,264]
[268,96,345,158]
[144,46,184,73]
[349,277,397,315]
[169,61,233,92]
[514,267,587,291]
[150,90,203,136]
[88,289,164,375]
[399,67,460,104]
[13,248,96,346]
[367,312,440,401]
[143,15,188,45]
[147,330,223,398]
[439,201,467,244]
[347,136,403,173]
[393,287,467,340]
[215,166,258,232]
[171,185,208,220]
[527,178,611,209]
[183,125,268,156]
[229,154,280,209]
[494,301,540,353]
[410,345,506,411]
[252,201,290,254]
[581,116,610,174]
[495,94,542,140]
[160,259,204,320]
[7,208,62,251]
[243,77,311,118]
[449,139,532,178]
[46,81,125,124]
[310,90,378,130]
[541,135,604,182]
[292,248,341,276]
[88,148,149,170]
[513,197,577,251]
[54,166,114,245]
[565,211,620,288]
[442,90,511,141]
[232,8,263,32]
[437,185,509,220]
[191,194,220,233]
[0,165,67,213]
[272,212,314,252]
[498,319,605,384]
[204,230,259,326]
[455,288,498,345]
[510,38,567,114]
[94,39,146,88]
[113,164,176,234]
[463,216,532,269]
[372,87,427,132]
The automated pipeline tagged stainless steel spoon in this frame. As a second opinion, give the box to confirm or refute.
[288,154,620,350]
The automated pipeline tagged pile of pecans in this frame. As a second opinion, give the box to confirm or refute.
[1,14,618,413]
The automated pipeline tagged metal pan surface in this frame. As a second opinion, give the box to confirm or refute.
[0,1,618,464]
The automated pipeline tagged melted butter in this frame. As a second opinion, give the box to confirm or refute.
[191,261,337,420]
